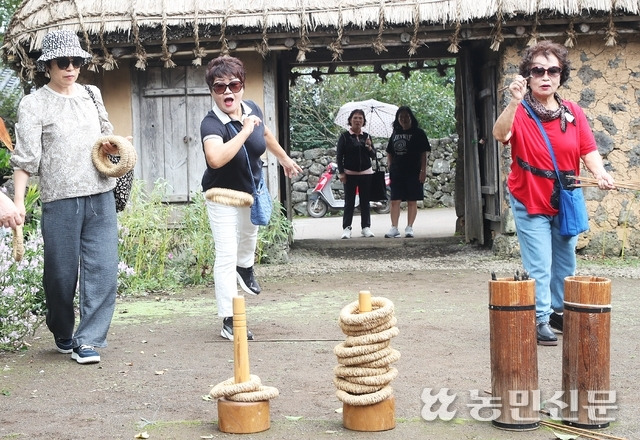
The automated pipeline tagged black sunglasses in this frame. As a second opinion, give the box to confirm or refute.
[212,80,244,95]
[54,57,84,69]
[530,66,562,78]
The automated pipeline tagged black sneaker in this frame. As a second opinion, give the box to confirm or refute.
[536,322,558,346]
[55,338,73,354]
[221,317,254,341]
[236,266,261,295]
[549,312,563,332]
[71,345,101,364]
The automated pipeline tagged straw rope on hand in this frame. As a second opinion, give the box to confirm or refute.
[209,374,279,403]
[91,135,137,178]
[334,297,400,406]
[204,187,254,207]
[12,225,24,262]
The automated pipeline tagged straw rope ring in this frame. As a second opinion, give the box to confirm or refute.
[334,340,389,358]
[358,348,401,368]
[334,365,390,378]
[205,187,253,207]
[333,377,383,395]
[226,385,279,402]
[12,225,24,262]
[336,346,393,366]
[91,135,137,178]
[209,374,262,399]
[344,326,399,347]
[346,367,398,386]
[339,297,394,326]
[339,314,396,336]
[336,385,394,406]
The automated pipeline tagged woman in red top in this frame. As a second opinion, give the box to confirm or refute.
[493,41,615,346]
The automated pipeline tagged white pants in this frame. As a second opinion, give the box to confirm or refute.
[205,200,258,317]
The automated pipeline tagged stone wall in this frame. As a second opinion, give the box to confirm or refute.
[496,35,640,257]
[289,135,458,216]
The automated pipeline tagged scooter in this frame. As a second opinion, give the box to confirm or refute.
[306,162,391,218]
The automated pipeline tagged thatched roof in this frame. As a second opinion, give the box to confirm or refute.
[3,0,639,79]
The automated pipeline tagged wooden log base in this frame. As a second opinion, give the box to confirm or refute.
[217,398,270,434]
[343,396,396,431]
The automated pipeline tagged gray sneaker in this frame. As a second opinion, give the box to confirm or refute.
[384,226,401,238]
[405,226,414,238]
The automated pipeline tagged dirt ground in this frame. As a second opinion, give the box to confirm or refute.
[1,236,638,440]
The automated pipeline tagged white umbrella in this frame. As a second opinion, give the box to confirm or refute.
[333,99,399,138]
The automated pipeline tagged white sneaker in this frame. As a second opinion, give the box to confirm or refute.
[405,226,414,238]
[384,226,401,238]
[341,226,352,239]
[361,227,375,238]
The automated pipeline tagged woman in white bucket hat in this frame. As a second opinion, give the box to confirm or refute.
[11,29,122,364]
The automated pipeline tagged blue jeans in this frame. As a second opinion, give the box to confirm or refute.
[41,192,118,348]
[205,200,258,317]
[510,195,578,324]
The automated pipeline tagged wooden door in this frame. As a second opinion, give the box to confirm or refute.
[133,66,211,202]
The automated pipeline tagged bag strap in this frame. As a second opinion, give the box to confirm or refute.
[521,100,565,189]
[226,122,257,193]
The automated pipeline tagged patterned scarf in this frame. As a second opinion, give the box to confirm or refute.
[523,90,573,132]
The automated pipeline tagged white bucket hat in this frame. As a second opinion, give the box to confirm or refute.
[36,30,92,72]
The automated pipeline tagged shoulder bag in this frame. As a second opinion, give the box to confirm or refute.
[369,138,388,202]
[83,85,133,212]
[227,122,272,226]
[521,100,589,237]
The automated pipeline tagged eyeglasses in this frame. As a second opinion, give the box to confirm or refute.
[54,57,84,69]
[530,66,562,78]
[212,80,244,95]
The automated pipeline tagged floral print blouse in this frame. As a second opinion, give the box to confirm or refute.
[11,84,115,203]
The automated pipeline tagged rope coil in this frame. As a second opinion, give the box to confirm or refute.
[91,136,137,178]
[210,374,279,402]
[334,296,400,406]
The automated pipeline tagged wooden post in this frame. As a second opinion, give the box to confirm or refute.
[489,278,540,431]
[562,276,612,430]
[233,296,250,384]
[218,296,270,434]
[359,290,372,313]
[343,290,396,432]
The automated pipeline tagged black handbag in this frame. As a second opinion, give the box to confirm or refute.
[370,154,387,201]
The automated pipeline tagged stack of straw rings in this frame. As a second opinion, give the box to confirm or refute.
[210,374,279,402]
[91,135,137,178]
[334,297,400,406]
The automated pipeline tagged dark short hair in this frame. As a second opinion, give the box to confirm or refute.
[519,41,571,85]
[392,106,419,131]
[347,109,366,127]
[205,56,246,90]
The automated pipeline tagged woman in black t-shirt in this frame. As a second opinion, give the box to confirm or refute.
[200,55,301,341]
[384,106,430,238]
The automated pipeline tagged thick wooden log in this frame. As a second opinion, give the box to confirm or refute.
[343,396,396,431]
[217,398,270,434]
[489,278,540,431]
[562,276,612,429]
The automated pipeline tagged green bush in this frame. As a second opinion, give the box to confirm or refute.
[1,179,294,350]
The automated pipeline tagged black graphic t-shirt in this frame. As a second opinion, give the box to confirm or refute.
[386,127,430,175]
